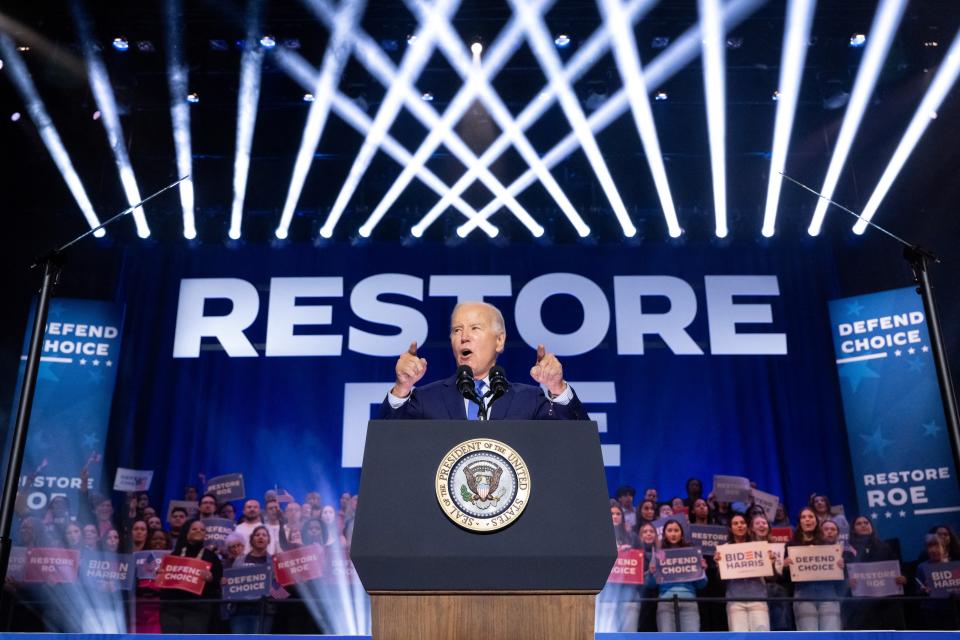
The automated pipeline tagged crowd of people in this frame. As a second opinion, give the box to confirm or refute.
[598,480,960,632]
[3,470,361,634]
[4,472,959,634]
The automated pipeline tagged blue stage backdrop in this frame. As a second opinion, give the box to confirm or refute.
[104,243,859,535]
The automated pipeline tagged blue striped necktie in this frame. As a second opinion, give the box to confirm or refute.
[467,379,486,420]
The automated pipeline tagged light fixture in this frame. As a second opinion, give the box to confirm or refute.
[554,34,570,48]
[112,37,129,51]
[654,90,668,101]
[92,110,101,120]
[137,40,155,52]
[850,33,866,47]
[259,35,276,48]
[303,92,315,102]
[421,91,434,101]
[771,89,780,101]
[470,41,482,55]
[186,92,199,103]
[10,111,20,121]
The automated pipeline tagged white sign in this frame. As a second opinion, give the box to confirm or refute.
[113,468,153,492]
[788,545,844,582]
[751,488,779,521]
[713,475,751,503]
[717,542,773,580]
[769,542,786,574]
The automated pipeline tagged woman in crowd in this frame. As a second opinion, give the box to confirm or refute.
[713,501,734,528]
[126,520,148,553]
[684,478,704,510]
[100,528,121,553]
[635,500,657,531]
[159,519,222,634]
[717,514,769,631]
[319,505,347,547]
[928,524,960,562]
[690,498,712,526]
[657,504,674,519]
[636,522,659,631]
[844,516,906,629]
[784,509,844,630]
[228,525,275,634]
[645,520,708,631]
[750,513,792,630]
[218,503,236,522]
[81,524,99,551]
[915,533,960,629]
[596,505,641,632]
[148,528,172,550]
[670,497,686,515]
[772,504,791,528]
[221,533,246,569]
[146,515,163,533]
[134,527,174,633]
[63,522,83,551]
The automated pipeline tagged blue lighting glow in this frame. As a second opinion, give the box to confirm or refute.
[112,37,129,51]
[850,33,866,47]
[260,35,277,48]
[555,34,570,48]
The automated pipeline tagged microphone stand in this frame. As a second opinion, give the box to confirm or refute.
[0,176,188,588]
[781,173,960,483]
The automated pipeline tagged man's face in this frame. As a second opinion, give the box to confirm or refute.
[170,510,186,528]
[199,496,217,516]
[244,500,261,521]
[266,501,280,521]
[618,494,634,510]
[450,304,505,379]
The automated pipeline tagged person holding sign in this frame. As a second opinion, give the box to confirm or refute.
[159,520,223,633]
[715,514,770,631]
[636,523,660,632]
[596,505,641,632]
[784,509,844,631]
[644,520,708,631]
[914,533,960,629]
[844,516,906,630]
[227,525,276,634]
[750,514,792,631]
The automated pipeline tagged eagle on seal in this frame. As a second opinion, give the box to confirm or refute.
[465,464,503,502]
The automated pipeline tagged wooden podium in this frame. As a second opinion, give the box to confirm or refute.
[351,420,615,640]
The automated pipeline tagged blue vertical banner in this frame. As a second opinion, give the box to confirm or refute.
[6,298,124,512]
[829,286,960,559]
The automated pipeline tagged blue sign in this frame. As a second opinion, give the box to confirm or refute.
[79,551,135,591]
[654,547,704,584]
[6,298,124,513]
[223,564,271,600]
[829,287,960,559]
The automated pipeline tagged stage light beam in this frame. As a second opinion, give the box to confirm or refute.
[761,0,816,238]
[699,0,728,238]
[854,27,960,234]
[599,0,681,238]
[807,0,908,236]
[165,0,196,239]
[0,35,104,237]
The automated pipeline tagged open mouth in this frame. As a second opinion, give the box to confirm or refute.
[459,349,473,359]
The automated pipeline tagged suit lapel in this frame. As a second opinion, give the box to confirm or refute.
[441,376,467,419]
[488,379,516,421]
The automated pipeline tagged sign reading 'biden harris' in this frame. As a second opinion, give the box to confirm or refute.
[435,438,530,532]
[829,287,960,559]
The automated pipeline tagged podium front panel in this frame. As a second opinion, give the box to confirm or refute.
[351,420,616,591]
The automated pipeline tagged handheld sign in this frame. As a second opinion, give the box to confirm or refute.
[8,547,27,581]
[273,544,324,586]
[654,547,704,585]
[769,527,793,543]
[156,555,211,595]
[206,473,245,502]
[769,542,786,574]
[80,552,135,591]
[788,545,843,582]
[848,560,903,597]
[326,550,358,585]
[750,488,779,521]
[654,513,690,541]
[25,548,80,583]
[134,550,171,580]
[223,564,271,601]
[113,467,153,492]
[926,561,960,597]
[607,549,644,585]
[712,475,751,503]
[717,542,773,580]
[688,524,728,554]
[202,517,236,550]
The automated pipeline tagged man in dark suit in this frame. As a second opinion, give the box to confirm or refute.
[379,301,587,420]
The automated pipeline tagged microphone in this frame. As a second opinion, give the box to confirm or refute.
[456,365,477,400]
[488,365,508,399]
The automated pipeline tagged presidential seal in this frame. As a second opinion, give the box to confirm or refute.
[435,438,530,532]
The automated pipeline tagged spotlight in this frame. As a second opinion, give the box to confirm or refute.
[924,41,939,48]
[421,91,433,101]
[850,33,866,47]
[112,37,129,51]
[92,110,101,120]
[303,92,315,102]
[136,40,155,52]
[17,45,30,52]
[651,36,670,49]
[772,89,780,101]
[471,41,483,56]
[406,34,418,45]
[282,38,301,49]
[726,36,744,49]
[209,39,229,51]
[260,35,276,48]
[11,111,21,121]
[186,92,199,103]
[0,59,4,70]
[554,34,570,48]
[654,90,668,101]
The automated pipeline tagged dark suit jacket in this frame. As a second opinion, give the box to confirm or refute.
[378,374,588,421]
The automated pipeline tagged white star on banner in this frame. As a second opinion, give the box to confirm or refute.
[92,359,100,366]
[908,347,916,355]
[79,358,87,365]
[894,350,902,357]
[922,346,929,352]
[884,511,892,518]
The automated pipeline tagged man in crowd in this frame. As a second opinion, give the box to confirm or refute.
[380,301,586,420]
[234,499,263,552]
[198,493,219,519]
[168,506,188,544]
[616,486,637,529]
[263,498,282,554]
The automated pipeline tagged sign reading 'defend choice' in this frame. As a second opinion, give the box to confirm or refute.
[716,542,772,580]
[79,552,135,591]
[273,544,324,586]
[206,473,245,502]
[223,565,271,600]
[156,555,211,595]
[829,287,960,559]
[688,525,729,554]
[712,475,752,503]
[787,545,843,582]
[654,548,704,585]
[607,549,644,585]
[926,561,960,597]
[202,517,236,550]
[7,299,124,513]
[848,560,903,597]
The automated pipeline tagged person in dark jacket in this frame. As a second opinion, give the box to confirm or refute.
[159,519,223,633]
[843,516,906,629]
